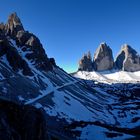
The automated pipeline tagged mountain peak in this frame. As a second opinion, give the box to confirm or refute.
[94,43,114,71]
[115,44,140,72]
[121,44,137,55]
[5,12,24,37]
[100,42,107,47]
[122,43,130,48]
[0,13,56,76]
[78,51,93,71]
[94,42,112,59]
[78,43,114,72]
[122,44,132,50]
[7,12,23,26]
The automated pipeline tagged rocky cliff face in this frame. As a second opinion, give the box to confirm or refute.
[94,43,114,71]
[115,44,140,72]
[78,43,140,72]
[78,51,93,71]
[0,13,55,76]
[5,12,24,37]
[78,43,114,71]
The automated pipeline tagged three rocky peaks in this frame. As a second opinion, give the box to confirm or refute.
[79,43,140,72]
[0,13,56,76]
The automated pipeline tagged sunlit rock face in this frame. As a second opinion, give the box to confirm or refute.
[115,44,140,72]
[94,42,114,71]
[5,12,24,37]
[78,43,115,72]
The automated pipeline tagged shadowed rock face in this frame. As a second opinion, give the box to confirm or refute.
[115,44,140,72]
[94,43,114,71]
[78,51,93,71]
[0,99,48,140]
[0,37,33,76]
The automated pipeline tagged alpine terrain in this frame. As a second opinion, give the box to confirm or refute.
[0,13,140,140]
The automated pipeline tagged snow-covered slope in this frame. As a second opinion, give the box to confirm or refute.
[74,70,140,83]
[1,39,140,139]
[0,13,140,140]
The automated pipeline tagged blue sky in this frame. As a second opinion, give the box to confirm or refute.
[0,0,140,73]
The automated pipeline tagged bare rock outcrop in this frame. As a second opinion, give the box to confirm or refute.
[5,12,24,37]
[78,51,94,71]
[0,13,56,74]
[115,44,140,72]
[0,37,33,76]
[94,43,114,71]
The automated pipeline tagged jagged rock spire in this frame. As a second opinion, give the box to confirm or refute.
[115,44,140,72]
[78,43,140,72]
[78,51,93,71]
[94,42,114,71]
[5,12,24,37]
[0,13,56,75]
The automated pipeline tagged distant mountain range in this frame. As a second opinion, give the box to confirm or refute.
[0,13,140,140]
[78,42,140,72]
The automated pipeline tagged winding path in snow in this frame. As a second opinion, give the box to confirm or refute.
[25,80,79,105]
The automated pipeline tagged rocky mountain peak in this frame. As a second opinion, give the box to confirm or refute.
[78,42,140,72]
[100,42,108,47]
[121,44,138,56]
[115,44,140,72]
[8,12,23,26]
[122,43,130,49]
[94,42,114,71]
[78,43,114,72]
[78,51,93,71]
[94,42,112,59]
[0,13,56,76]
[5,12,24,37]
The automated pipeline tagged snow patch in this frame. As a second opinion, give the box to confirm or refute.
[18,95,24,101]
[74,70,140,83]
[45,90,94,122]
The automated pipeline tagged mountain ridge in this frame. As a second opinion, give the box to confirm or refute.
[0,12,56,76]
[78,42,140,72]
